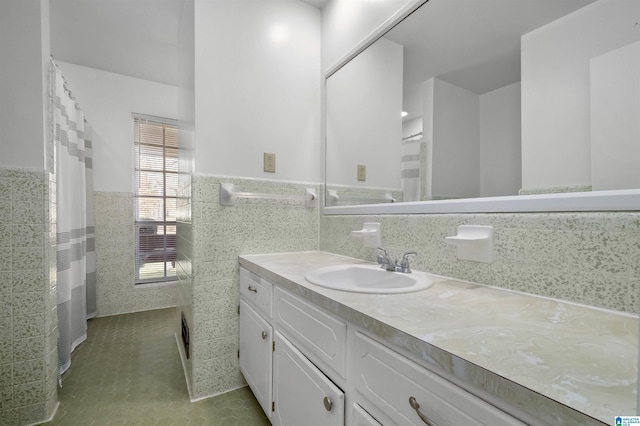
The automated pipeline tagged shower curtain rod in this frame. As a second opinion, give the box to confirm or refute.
[49,55,82,111]
[402,132,423,141]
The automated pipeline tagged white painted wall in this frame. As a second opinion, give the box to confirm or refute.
[194,0,321,182]
[423,79,519,199]
[430,79,479,199]
[590,40,640,191]
[479,82,521,197]
[176,0,195,179]
[0,0,50,171]
[402,117,422,139]
[326,38,403,188]
[321,0,420,73]
[56,62,179,192]
[521,0,640,190]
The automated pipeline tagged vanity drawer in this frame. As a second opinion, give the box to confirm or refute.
[352,403,382,426]
[240,267,273,318]
[354,332,525,426]
[274,287,348,379]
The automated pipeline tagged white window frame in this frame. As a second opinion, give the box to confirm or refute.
[133,113,180,285]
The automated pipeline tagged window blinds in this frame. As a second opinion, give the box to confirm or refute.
[133,115,179,284]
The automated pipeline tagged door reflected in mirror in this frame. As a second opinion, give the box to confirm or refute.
[325,0,640,207]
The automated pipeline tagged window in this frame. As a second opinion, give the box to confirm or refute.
[133,114,179,284]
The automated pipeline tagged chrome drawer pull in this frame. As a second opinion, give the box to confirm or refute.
[323,396,333,412]
[409,396,436,426]
[261,331,268,340]
[248,285,258,293]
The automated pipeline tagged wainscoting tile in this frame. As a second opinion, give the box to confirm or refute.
[18,401,46,425]
[11,224,44,248]
[183,175,320,399]
[12,269,44,294]
[13,380,44,407]
[93,191,176,317]
[0,386,13,413]
[11,201,44,225]
[11,247,44,271]
[11,177,45,203]
[13,315,44,340]
[11,291,44,318]
[0,178,11,202]
[12,359,43,386]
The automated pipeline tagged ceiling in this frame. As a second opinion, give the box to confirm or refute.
[379,0,596,121]
[50,0,190,86]
[301,0,329,8]
[50,0,327,87]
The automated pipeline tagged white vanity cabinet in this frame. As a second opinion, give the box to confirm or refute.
[273,287,348,381]
[239,264,526,426]
[239,268,274,419]
[352,332,526,426]
[352,403,382,426]
[239,299,272,418]
[273,330,345,426]
[239,267,346,425]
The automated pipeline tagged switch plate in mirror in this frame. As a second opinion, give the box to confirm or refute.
[357,164,366,181]
[264,152,276,173]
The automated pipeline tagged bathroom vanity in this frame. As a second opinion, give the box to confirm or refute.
[238,251,636,426]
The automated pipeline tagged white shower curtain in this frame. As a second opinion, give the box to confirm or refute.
[50,62,96,377]
[401,138,423,202]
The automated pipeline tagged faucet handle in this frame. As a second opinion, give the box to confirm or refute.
[377,247,391,261]
[399,252,417,273]
[377,247,396,270]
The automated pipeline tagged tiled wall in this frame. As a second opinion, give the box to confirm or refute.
[0,167,58,425]
[94,191,176,317]
[186,175,319,400]
[320,211,640,313]
[176,176,193,393]
[325,185,402,206]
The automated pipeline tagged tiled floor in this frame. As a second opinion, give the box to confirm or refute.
[48,308,270,425]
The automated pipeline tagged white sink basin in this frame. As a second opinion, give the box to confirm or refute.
[304,264,434,294]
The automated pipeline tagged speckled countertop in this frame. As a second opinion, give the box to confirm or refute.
[238,251,638,426]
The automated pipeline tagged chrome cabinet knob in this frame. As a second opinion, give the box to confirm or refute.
[323,396,332,412]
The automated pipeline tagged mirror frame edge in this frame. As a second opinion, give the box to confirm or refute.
[322,0,640,215]
[323,189,640,215]
[324,0,427,79]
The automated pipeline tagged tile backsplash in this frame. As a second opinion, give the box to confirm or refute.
[320,211,640,313]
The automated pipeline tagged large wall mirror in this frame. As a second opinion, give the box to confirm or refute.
[325,0,640,214]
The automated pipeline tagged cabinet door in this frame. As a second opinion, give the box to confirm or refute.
[273,331,345,426]
[239,299,272,419]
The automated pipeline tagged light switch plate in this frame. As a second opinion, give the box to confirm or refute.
[264,152,276,173]
[357,164,366,181]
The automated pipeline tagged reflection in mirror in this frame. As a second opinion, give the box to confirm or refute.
[325,0,640,207]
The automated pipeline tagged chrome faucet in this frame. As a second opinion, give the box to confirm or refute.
[377,247,397,271]
[377,247,417,273]
[398,251,417,273]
